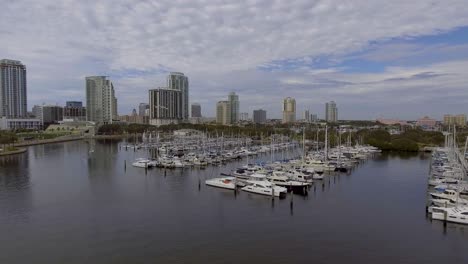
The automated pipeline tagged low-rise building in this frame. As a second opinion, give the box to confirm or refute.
[416,116,437,129]
[0,117,41,130]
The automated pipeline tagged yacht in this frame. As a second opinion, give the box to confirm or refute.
[241,180,287,198]
[205,177,236,190]
[431,206,468,225]
[286,170,313,185]
[428,178,460,187]
[132,158,156,168]
[267,175,309,191]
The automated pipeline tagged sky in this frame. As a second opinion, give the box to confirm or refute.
[2,0,468,120]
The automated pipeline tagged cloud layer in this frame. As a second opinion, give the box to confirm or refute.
[2,0,468,119]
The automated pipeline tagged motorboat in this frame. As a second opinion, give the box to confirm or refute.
[286,170,313,185]
[205,177,236,190]
[132,158,156,168]
[431,206,468,225]
[428,178,460,187]
[241,180,287,198]
[267,175,309,192]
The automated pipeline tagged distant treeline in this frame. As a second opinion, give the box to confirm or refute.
[96,123,447,152]
[358,129,444,152]
[97,123,295,137]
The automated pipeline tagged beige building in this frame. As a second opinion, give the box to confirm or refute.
[216,101,231,125]
[282,97,296,124]
[444,114,466,127]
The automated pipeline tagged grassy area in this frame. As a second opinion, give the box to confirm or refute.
[17,132,71,140]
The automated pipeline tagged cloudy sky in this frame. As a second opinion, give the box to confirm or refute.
[2,0,468,120]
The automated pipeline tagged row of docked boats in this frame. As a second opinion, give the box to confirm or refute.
[205,144,382,198]
[131,142,299,169]
[427,148,468,225]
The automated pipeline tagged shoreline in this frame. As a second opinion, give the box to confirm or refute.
[9,134,132,148]
[0,147,27,156]
[13,136,84,147]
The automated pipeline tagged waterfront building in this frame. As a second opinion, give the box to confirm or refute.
[167,72,189,120]
[32,105,64,128]
[138,103,149,117]
[377,118,408,126]
[228,92,239,123]
[444,114,467,127]
[191,103,201,118]
[253,109,267,124]
[0,59,27,118]
[215,92,239,125]
[282,97,296,124]
[0,116,41,130]
[149,72,189,126]
[416,116,437,129]
[310,114,318,122]
[85,76,117,124]
[240,112,249,121]
[325,101,338,122]
[149,87,182,126]
[303,109,310,122]
[119,113,148,124]
[64,101,86,121]
[216,101,231,125]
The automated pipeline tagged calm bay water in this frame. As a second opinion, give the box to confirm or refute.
[1,139,467,264]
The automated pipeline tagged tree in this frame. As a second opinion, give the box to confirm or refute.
[0,131,18,152]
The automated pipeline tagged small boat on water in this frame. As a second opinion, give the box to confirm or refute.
[241,180,287,198]
[132,158,156,168]
[205,177,236,190]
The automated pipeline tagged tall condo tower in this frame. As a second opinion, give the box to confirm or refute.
[0,59,27,118]
[167,72,189,120]
[282,97,296,124]
[86,76,117,124]
[228,92,239,123]
[325,101,338,122]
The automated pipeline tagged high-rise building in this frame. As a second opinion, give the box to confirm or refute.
[310,114,318,122]
[216,101,231,125]
[138,103,149,117]
[191,103,202,118]
[240,112,249,121]
[303,109,310,122]
[325,101,338,122]
[215,92,239,125]
[149,87,182,126]
[444,114,467,127]
[282,97,296,124]
[64,101,86,121]
[0,59,27,118]
[167,72,189,120]
[253,109,267,124]
[228,92,239,123]
[86,76,117,124]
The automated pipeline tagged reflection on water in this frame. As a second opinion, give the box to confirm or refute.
[0,153,30,191]
[0,141,467,264]
[0,153,32,225]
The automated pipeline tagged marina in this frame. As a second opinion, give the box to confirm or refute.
[426,130,468,225]
[1,139,468,263]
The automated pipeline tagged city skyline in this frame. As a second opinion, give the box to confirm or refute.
[2,1,468,119]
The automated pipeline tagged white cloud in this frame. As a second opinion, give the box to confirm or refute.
[1,0,468,119]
